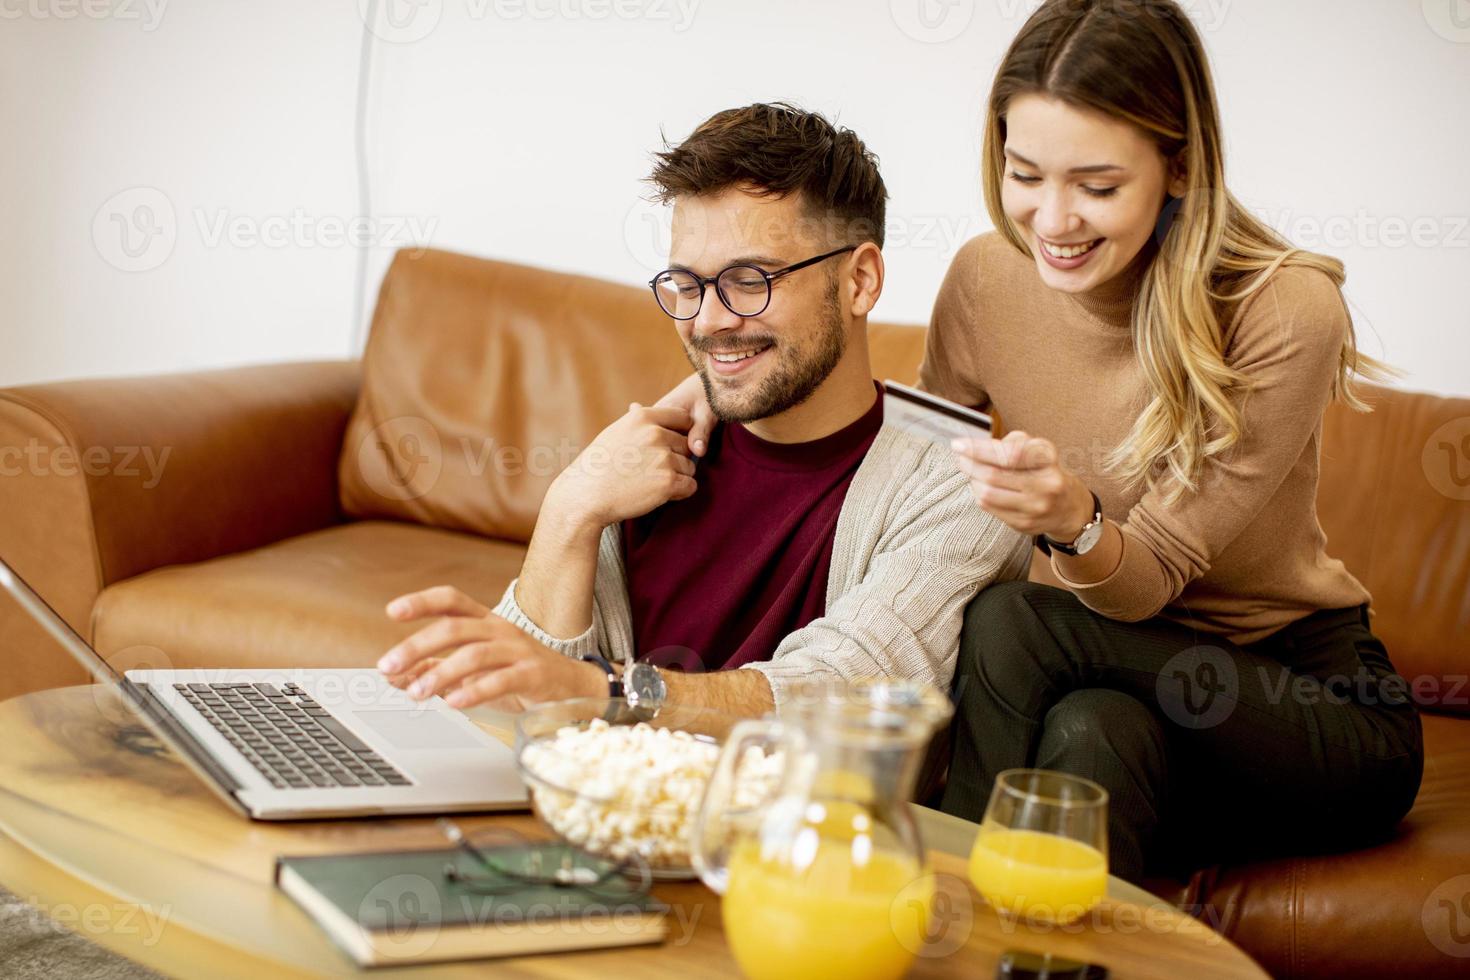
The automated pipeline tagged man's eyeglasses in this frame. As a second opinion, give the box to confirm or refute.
[648,244,857,320]
[437,819,652,900]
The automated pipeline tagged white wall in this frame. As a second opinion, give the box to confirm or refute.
[2,0,1467,395]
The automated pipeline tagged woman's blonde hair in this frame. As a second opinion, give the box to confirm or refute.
[982,0,1398,503]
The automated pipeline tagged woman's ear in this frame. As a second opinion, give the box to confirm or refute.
[1166,152,1189,199]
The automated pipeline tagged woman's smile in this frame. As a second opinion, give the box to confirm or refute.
[1036,234,1105,270]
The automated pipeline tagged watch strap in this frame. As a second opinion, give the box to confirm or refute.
[579,653,623,699]
[1040,490,1102,557]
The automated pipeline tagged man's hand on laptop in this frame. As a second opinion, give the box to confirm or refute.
[542,403,698,532]
[375,586,606,710]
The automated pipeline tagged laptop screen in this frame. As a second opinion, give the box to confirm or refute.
[0,555,123,685]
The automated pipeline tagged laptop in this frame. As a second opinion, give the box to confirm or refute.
[0,556,528,820]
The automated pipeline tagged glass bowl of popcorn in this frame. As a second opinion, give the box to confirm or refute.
[514,698,780,880]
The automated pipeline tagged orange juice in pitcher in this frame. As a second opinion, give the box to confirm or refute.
[692,681,953,980]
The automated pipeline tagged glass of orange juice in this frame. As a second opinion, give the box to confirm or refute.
[968,769,1108,925]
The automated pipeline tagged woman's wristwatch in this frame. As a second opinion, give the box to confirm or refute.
[1036,490,1105,557]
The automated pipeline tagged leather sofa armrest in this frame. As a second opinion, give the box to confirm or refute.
[0,361,360,699]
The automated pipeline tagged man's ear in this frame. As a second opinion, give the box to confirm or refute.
[847,241,884,319]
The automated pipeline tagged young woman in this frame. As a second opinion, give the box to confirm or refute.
[662,0,1424,882]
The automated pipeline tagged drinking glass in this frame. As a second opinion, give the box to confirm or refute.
[967,769,1109,925]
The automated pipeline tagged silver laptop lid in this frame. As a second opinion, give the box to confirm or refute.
[0,555,125,686]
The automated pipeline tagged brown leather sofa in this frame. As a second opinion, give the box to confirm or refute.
[2,248,1467,978]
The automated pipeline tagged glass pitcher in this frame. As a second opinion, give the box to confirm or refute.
[691,678,953,980]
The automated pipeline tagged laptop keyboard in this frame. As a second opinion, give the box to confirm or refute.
[173,682,412,790]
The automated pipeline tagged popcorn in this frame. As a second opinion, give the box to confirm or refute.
[520,718,783,872]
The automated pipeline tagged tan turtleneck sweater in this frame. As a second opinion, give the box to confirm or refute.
[918,232,1372,645]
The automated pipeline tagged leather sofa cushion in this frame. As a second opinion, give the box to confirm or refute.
[1149,712,1470,979]
[1318,385,1470,714]
[337,247,928,544]
[337,249,705,544]
[91,521,527,673]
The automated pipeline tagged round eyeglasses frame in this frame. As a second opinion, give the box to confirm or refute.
[648,244,858,320]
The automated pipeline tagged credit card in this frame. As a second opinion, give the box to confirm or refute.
[882,380,993,449]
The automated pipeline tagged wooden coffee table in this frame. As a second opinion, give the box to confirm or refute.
[0,686,1268,979]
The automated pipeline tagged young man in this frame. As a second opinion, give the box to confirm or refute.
[376,104,1030,717]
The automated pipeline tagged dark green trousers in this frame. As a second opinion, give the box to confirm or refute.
[940,581,1424,882]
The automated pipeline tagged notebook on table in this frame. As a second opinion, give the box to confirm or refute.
[274,842,669,966]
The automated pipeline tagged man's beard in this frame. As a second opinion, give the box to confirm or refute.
[687,281,847,425]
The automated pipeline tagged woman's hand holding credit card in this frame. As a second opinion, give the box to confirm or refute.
[883,381,1097,543]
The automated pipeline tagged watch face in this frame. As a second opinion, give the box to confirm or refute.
[1075,522,1105,556]
[628,663,666,711]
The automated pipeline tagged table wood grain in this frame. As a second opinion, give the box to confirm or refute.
[0,686,1268,979]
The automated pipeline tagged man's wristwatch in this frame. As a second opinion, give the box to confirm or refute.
[579,653,623,699]
[1037,490,1105,557]
[623,661,668,719]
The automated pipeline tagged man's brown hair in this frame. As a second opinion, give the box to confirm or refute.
[647,102,888,249]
